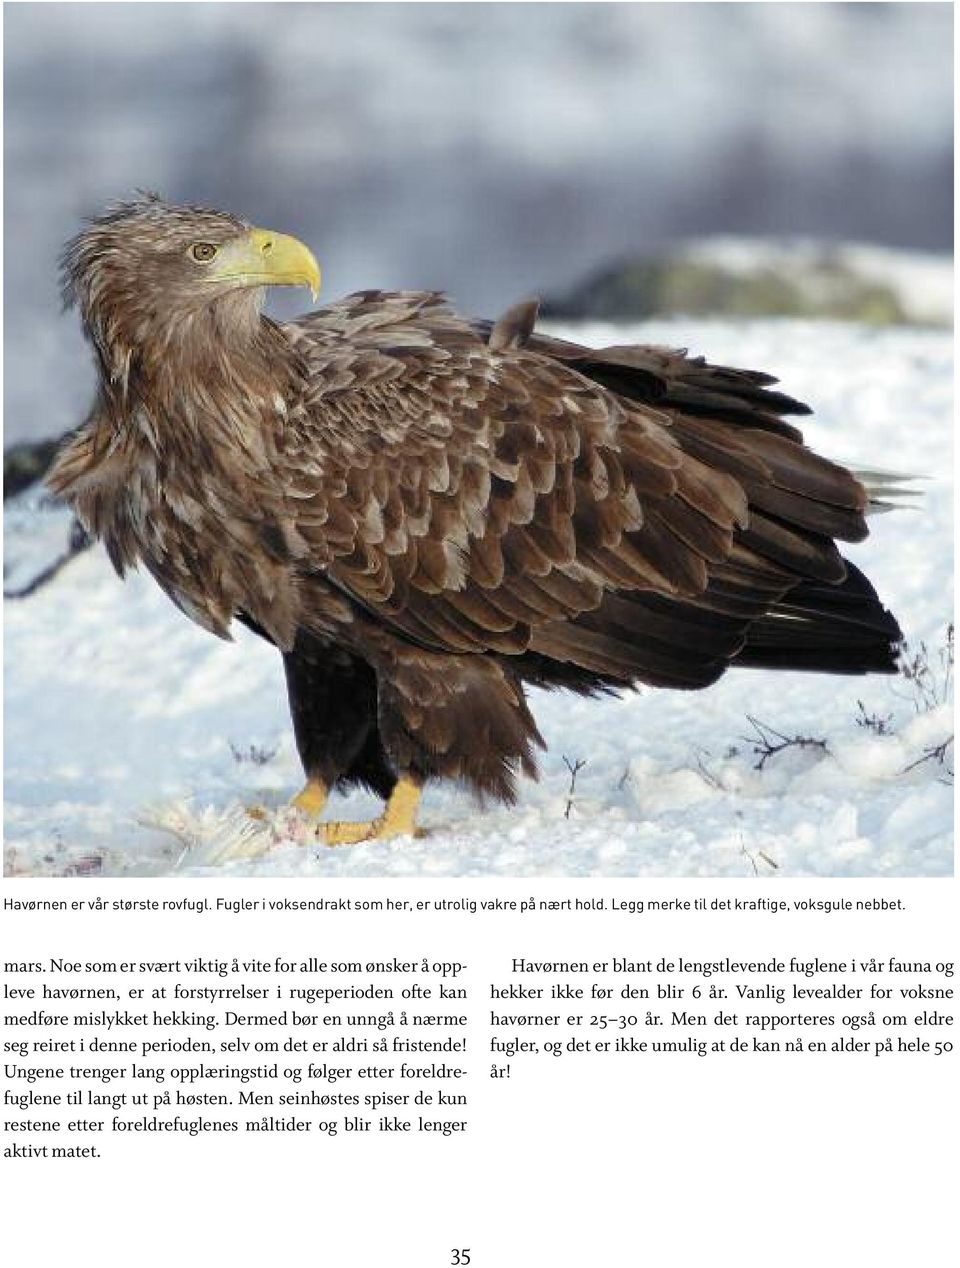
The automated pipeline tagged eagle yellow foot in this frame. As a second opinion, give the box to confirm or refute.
[318,777,423,847]
[246,778,328,823]
[292,779,329,817]
[237,776,327,826]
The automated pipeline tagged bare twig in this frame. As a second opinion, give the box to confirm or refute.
[942,624,954,702]
[694,747,723,790]
[229,741,279,766]
[4,520,92,599]
[855,700,894,735]
[562,756,588,819]
[901,736,954,779]
[737,823,778,876]
[741,716,829,771]
[896,626,954,714]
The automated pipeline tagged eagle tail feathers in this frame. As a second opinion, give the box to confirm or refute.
[848,467,927,516]
[733,560,902,675]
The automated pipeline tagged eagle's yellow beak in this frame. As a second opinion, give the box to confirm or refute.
[211,227,321,300]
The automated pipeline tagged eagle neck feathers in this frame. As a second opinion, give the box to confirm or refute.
[50,309,309,649]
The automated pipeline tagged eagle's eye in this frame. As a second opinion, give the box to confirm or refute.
[189,242,219,263]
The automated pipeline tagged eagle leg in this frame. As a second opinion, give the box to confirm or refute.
[319,776,423,847]
[292,778,329,817]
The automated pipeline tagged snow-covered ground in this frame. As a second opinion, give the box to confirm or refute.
[3,319,952,878]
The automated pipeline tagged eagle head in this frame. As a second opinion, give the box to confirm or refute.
[61,194,321,386]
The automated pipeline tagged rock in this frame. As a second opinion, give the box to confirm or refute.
[4,438,62,501]
[542,238,948,327]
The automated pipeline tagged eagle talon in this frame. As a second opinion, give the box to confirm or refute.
[292,778,329,818]
[315,777,423,847]
[318,820,378,847]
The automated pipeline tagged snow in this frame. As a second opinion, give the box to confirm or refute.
[3,319,953,878]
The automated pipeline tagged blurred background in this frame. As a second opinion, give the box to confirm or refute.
[3,1,954,450]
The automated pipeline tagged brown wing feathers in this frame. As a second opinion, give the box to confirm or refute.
[278,293,896,687]
[532,335,896,683]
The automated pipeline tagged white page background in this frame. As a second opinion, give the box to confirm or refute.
[3,875,954,1267]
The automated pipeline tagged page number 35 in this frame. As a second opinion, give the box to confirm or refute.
[451,1252,471,1265]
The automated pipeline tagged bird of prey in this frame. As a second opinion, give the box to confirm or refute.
[49,196,902,845]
